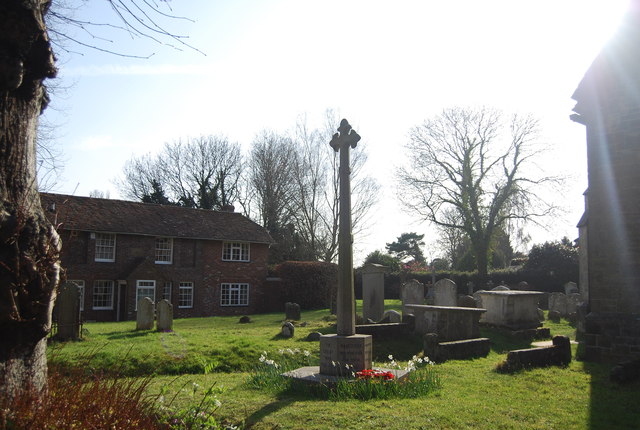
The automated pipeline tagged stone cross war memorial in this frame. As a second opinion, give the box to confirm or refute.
[319,119,373,376]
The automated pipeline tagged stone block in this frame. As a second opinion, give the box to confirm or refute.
[500,335,571,371]
[423,333,490,363]
[319,334,372,376]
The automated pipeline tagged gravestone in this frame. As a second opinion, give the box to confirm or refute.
[473,290,486,308]
[56,281,81,340]
[285,302,301,321]
[136,297,155,330]
[361,263,387,322]
[567,293,583,315]
[564,281,579,295]
[381,309,402,323]
[156,299,173,331]
[458,295,477,308]
[433,278,457,307]
[492,285,510,291]
[281,322,295,338]
[401,279,425,313]
[548,292,569,317]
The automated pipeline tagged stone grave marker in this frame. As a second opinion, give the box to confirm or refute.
[285,302,301,320]
[548,292,568,317]
[564,281,579,295]
[56,281,81,340]
[281,321,295,338]
[401,279,425,313]
[361,263,387,322]
[567,293,583,315]
[156,299,173,331]
[136,297,155,330]
[433,278,457,307]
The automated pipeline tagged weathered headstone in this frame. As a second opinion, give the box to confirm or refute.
[492,285,510,291]
[566,293,583,315]
[56,281,81,340]
[548,292,569,316]
[433,278,457,307]
[457,295,477,308]
[380,309,402,323]
[401,279,425,313]
[361,263,387,322]
[136,297,155,330]
[156,299,173,331]
[564,281,579,295]
[285,302,301,321]
[473,290,486,308]
[306,332,322,341]
[281,321,295,338]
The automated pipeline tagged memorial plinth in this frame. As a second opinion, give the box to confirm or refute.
[319,334,373,376]
[405,304,486,341]
[477,290,543,330]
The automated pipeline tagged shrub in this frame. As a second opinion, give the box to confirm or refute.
[275,261,338,309]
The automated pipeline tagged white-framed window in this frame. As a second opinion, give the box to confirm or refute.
[95,233,116,262]
[222,242,249,262]
[93,280,114,310]
[220,283,249,306]
[155,237,173,264]
[136,280,156,311]
[162,282,172,301]
[69,280,85,312]
[178,282,194,308]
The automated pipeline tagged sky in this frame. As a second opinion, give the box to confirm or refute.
[42,0,630,264]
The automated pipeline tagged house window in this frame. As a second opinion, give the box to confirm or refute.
[93,280,114,310]
[162,282,172,301]
[221,283,249,306]
[178,282,194,308]
[95,233,116,262]
[69,280,85,312]
[136,280,156,310]
[222,242,249,262]
[155,237,173,264]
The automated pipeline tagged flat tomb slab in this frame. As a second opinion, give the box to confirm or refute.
[282,366,411,387]
[477,290,543,330]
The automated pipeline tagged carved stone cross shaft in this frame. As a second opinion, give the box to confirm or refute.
[330,119,361,336]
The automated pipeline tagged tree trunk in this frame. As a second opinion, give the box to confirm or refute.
[474,241,489,283]
[0,0,60,399]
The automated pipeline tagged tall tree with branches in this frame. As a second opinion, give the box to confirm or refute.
[0,0,198,399]
[118,135,242,210]
[398,107,558,279]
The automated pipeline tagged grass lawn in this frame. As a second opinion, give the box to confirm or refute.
[49,301,640,429]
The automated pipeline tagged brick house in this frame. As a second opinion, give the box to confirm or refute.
[571,3,640,362]
[41,193,274,322]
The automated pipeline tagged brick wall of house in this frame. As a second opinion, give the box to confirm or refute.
[59,230,271,322]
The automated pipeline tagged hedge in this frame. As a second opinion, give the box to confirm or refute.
[275,261,338,310]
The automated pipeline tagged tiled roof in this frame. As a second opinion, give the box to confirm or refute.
[40,193,274,244]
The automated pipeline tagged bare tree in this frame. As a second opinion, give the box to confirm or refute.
[288,112,380,263]
[398,107,558,279]
[118,135,242,210]
[246,130,298,262]
[0,0,198,399]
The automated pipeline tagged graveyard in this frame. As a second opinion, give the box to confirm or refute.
[46,299,640,429]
